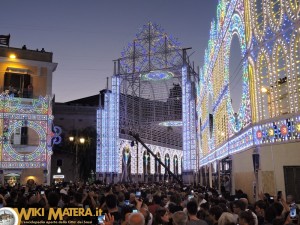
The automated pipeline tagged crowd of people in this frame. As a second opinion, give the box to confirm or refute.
[0,181,298,225]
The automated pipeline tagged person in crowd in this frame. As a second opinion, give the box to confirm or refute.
[239,211,255,225]
[169,193,183,211]
[209,206,223,225]
[232,200,247,223]
[198,202,212,225]
[0,194,7,208]
[186,200,208,225]
[240,198,258,225]
[149,195,162,215]
[198,194,207,207]
[27,83,33,98]
[105,194,122,224]
[153,207,170,225]
[140,206,152,225]
[255,200,267,225]
[48,192,60,208]
[218,212,236,225]
[128,213,145,225]
[173,211,188,225]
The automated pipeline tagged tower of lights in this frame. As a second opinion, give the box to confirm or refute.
[96,23,198,183]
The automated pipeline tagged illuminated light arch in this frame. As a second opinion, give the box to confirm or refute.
[285,0,300,21]
[247,57,258,123]
[0,95,54,170]
[3,120,47,162]
[224,13,250,133]
[271,37,290,116]
[290,28,300,112]
[256,47,272,120]
[244,0,253,48]
[266,0,284,33]
[251,0,267,42]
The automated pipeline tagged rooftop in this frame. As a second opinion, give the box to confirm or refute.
[0,46,53,62]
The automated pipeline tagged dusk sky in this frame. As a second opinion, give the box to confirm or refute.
[0,0,223,103]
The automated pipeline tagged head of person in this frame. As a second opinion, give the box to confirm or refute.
[130,193,136,203]
[218,212,236,225]
[170,193,182,206]
[128,212,145,225]
[153,194,162,205]
[114,184,121,193]
[264,206,277,223]
[168,202,183,216]
[209,205,223,224]
[272,202,284,218]
[172,211,188,225]
[286,195,294,205]
[198,194,205,201]
[105,194,117,210]
[200,202,210,212]
[255,200,267,217]
[118,192,125,204]
[233,200,246,215]
[139,207,151,225]
[186,200,198,216]
[74,192,83,205]
[154,207,170,224]
[48,192,60,207]
[239,198,249,208]
[239,210,255,225]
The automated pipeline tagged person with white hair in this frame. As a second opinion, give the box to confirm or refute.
[173,211,188,225]
[218,212,236,225]
[239,198,258,225]
[128,213,145,225]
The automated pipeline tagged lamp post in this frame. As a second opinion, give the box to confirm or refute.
[69,136,85,181]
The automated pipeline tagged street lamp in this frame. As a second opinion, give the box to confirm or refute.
[69,136,85,181]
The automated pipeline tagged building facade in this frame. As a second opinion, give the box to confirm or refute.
[51,94,100,183]
[0,46,57,185]
[197,0,300,202]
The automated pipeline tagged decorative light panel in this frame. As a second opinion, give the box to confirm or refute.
[140,70,174,81]
[0,95,53,169]
[159,121,182,127]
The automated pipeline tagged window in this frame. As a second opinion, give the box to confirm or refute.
[4,72,31,97]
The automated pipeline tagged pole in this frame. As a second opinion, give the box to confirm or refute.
[130,132,183,186]
[75,142,78,181]
[136,142,139,182]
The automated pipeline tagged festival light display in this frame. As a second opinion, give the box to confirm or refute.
[182,66,197,172]
[96,77,120,173]
[118,139,182,175]
[159,121,182,127]
[97,23,196,178]
[0,94,54,172]
[198,0,300,165]
[140,70,174,81]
